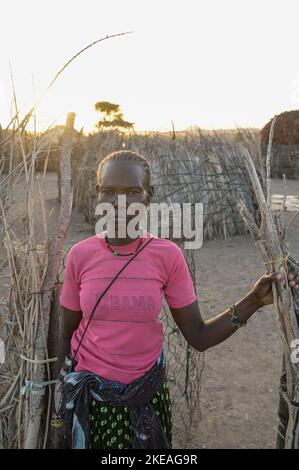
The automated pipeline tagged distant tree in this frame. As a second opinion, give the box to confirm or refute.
[94,101,134,131]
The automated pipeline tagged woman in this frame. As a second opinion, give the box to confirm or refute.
[53,150,299,449]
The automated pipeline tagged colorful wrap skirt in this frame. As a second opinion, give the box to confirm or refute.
[89,379,172,449]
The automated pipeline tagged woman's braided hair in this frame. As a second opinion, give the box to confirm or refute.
[96,150,152,188]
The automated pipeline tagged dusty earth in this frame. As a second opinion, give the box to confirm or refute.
[1,172,298,449]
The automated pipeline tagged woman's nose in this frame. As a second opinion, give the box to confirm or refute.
[112,194,128,211]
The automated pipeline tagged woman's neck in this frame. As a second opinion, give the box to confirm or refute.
[106,235,139,246]
[106,226,142,246]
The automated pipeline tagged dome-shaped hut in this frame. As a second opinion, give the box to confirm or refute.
[260,110,299,179]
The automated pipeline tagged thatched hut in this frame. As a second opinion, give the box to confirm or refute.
[260,110,299,179]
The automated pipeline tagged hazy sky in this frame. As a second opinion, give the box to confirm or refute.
[1,0,299,132]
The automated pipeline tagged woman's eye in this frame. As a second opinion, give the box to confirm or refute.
[101,190,113,195]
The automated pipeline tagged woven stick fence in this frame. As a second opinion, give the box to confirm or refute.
[73,128,260,241]
[237,117,299,448]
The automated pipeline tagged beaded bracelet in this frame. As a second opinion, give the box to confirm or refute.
[228,304,248,328]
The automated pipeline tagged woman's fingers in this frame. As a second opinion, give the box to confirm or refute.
[268,271,299,289]
[287,271,299,289]
[261,272,282,283]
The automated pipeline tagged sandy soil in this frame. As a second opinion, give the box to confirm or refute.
[1,173,298,449]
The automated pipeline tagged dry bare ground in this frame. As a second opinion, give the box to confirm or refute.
[1,172,298,448]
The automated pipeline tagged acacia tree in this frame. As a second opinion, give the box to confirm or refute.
[94,101,134,131]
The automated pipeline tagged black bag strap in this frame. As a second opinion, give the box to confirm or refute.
[72,235,155,362]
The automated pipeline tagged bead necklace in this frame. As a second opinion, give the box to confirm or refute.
[104,235,144,256]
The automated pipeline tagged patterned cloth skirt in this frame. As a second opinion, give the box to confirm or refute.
[89,379,172,449]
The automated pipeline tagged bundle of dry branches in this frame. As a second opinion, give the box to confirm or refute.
[0,112,75,448]
[237,117,299,448]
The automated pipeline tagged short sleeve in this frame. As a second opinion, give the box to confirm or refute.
[164,247,197,308]
[59,247,81,311]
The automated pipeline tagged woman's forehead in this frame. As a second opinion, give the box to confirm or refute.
[101,160,144,186]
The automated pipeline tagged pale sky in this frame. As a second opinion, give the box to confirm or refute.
[1,0,299,133]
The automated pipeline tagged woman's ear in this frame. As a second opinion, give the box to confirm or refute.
[96,183,100,193]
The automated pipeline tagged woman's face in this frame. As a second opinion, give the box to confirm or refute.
[96,160,154,229]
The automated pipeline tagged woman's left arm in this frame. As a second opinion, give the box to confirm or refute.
[169,271,299,352]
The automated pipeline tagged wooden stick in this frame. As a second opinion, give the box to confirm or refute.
[24,113,75,448]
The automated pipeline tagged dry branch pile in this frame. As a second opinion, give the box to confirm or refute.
[238,117,299,448]
[0,114,75,448]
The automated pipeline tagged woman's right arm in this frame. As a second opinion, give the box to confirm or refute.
[55,305,82,377]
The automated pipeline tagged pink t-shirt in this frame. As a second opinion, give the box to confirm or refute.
[59,229,197,384]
